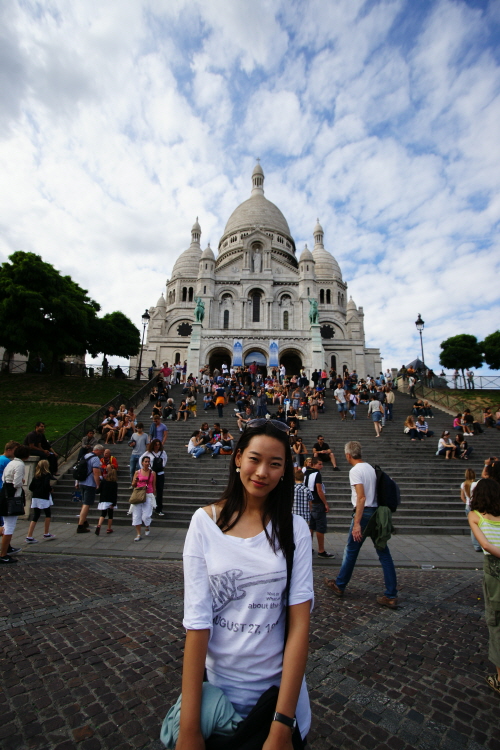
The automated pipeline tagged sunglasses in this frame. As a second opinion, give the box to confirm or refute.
[247,418,290,433]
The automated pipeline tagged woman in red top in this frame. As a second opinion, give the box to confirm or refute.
[130,456,156,541]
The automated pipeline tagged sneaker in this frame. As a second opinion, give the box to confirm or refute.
[156,511,165,517]
[134,536,141,541]
[145,529,150,536]
[95,526,101,536]
[8,547,21,555]
[77,525,90,534]
[43,534,56,540]
[324,578,343,596]
[25,538,39,544]
[333,467,340,472]
[317,551,335,558]
[0,556,17,564]
[376,595,398,609]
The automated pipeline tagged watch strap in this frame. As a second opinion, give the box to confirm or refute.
[273,711,297,730]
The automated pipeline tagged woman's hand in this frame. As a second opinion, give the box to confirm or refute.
[175,728,205,750]
[263,722,294,750]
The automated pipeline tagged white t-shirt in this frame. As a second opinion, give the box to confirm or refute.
[334,388,346,403]
[183,509,314,738]
[349,462,377,508]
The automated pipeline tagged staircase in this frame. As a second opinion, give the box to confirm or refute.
[51,387,500,534]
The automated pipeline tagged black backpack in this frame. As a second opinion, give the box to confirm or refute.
[374,465,401,513]
[72,455,92,482]
[151,455,163,473]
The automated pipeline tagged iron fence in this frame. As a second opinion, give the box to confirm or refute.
[413,384,491,418]
[1,359,151,379]
[50,376,156,461]
[443,375,500,391]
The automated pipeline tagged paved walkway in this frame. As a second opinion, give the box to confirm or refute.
[1,556,498,750]
[10,519,484,569]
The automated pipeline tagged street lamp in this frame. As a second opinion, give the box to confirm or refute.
[136,309,151,380]
[415,313,425,366]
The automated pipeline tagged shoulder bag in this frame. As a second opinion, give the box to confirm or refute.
[129,470,151,504]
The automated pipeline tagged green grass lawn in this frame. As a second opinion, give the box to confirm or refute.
[1,374,144,449]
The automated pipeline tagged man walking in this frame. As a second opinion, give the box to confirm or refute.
[324,440,398,608]
[76,444,104,533]
[305,457,334,558]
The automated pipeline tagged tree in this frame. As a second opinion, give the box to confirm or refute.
[439,334,484,384]
[483,330,500,370]
[88,312,140,359]
[0,251,100,372]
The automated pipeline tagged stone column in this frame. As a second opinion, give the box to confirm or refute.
[310,324,325,372]
[186,322,202,381]
[20,456,39,520]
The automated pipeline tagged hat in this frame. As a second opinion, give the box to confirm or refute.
[443,431,450,436]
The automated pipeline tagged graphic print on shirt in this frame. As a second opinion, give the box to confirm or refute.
[209,568,286,614]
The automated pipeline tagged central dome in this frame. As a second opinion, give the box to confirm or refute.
[221,162,292,243]
[224,193,291,237]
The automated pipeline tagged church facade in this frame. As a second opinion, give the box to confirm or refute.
[136,163,382,378]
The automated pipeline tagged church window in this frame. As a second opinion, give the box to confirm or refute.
[283,311,289,330]
[307,287,310,296]
[306,264,309,271]
[320,289,325,304]
[277,236,284,244]
[182,287,187,302]
[188,287,194,302]
[326,289,331,304]
[338,291,341,305]
[175,352,181,363]
[222,293,232,300]
[331,355,337,372]
[230,235,238,243]
[203,286,206,294]
[252,293,261,322]
[223,310,229,329]
[205,263,207,269]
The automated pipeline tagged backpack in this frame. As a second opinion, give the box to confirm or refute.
[72,455,92,482]
[374,465,401,513]
[151,455,163,473]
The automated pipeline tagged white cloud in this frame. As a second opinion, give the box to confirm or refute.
[0,0,498,373]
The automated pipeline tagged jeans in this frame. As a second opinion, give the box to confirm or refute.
[156,473,165,512]
[386,403,393,420]
[130,454,141,480]
[191,446,205,458]
[336,507,398,598]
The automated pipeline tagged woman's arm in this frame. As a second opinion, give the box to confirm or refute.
[468,512,500,558]
[460,487,467,504]
[263,600,311,750]
[175,629,210,750]
[131,471,139,488]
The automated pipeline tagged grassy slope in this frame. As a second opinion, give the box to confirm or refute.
[1,374,142,447]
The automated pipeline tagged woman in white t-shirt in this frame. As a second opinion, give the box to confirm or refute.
[175,420,313,749]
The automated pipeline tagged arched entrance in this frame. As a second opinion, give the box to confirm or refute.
[208,347,232,374]
[244,349,267,377]
[279,350,302,376]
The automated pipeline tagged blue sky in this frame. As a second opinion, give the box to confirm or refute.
[0,0,499,373]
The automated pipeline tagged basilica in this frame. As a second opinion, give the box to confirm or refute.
[137,163,382,378]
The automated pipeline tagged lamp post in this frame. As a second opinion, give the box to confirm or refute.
[415,313,425,366]
[136,309,151,381]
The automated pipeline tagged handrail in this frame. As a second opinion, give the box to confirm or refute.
[50,376,156,461]
[413,383,487,418]
[0,359,153,379]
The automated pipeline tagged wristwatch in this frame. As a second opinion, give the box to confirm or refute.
[273,711,297,730]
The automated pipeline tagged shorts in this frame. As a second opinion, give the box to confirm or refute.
[80,486,97,505]
[309,504,327,534]
[337,402,347,412]
[131,495,154,527]
[3,516,18,535]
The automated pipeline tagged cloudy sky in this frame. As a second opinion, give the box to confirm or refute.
[1,0,499,374]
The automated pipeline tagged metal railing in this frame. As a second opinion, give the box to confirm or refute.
[50,376,156,461]
[442,375,500,390]
[412,384,490,419]
[1,359,151,379]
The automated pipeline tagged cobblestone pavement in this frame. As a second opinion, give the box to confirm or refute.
[1,556,498,750]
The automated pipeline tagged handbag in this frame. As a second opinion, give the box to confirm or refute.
[1,483,25,516]
[129,486,147,504]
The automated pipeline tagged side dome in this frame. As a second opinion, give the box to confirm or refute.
[312,246,342,279]
[172,219,203,278]
[156,294,166,308]
[201,243,215,261]
[299,244,313,262]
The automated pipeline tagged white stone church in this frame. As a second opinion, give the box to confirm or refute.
[136,163,381,378]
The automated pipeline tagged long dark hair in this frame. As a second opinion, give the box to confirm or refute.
[217,422,294,557]
[471,477,500,515]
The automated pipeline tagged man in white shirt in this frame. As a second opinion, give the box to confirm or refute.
[324,440,398,608]
[334,386,347,421]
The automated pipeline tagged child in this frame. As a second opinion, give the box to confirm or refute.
[460,468,480,552]
[468,478,500,695]
[293,468,313,525]
[95,465,118,535]
[26,460,56,543]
